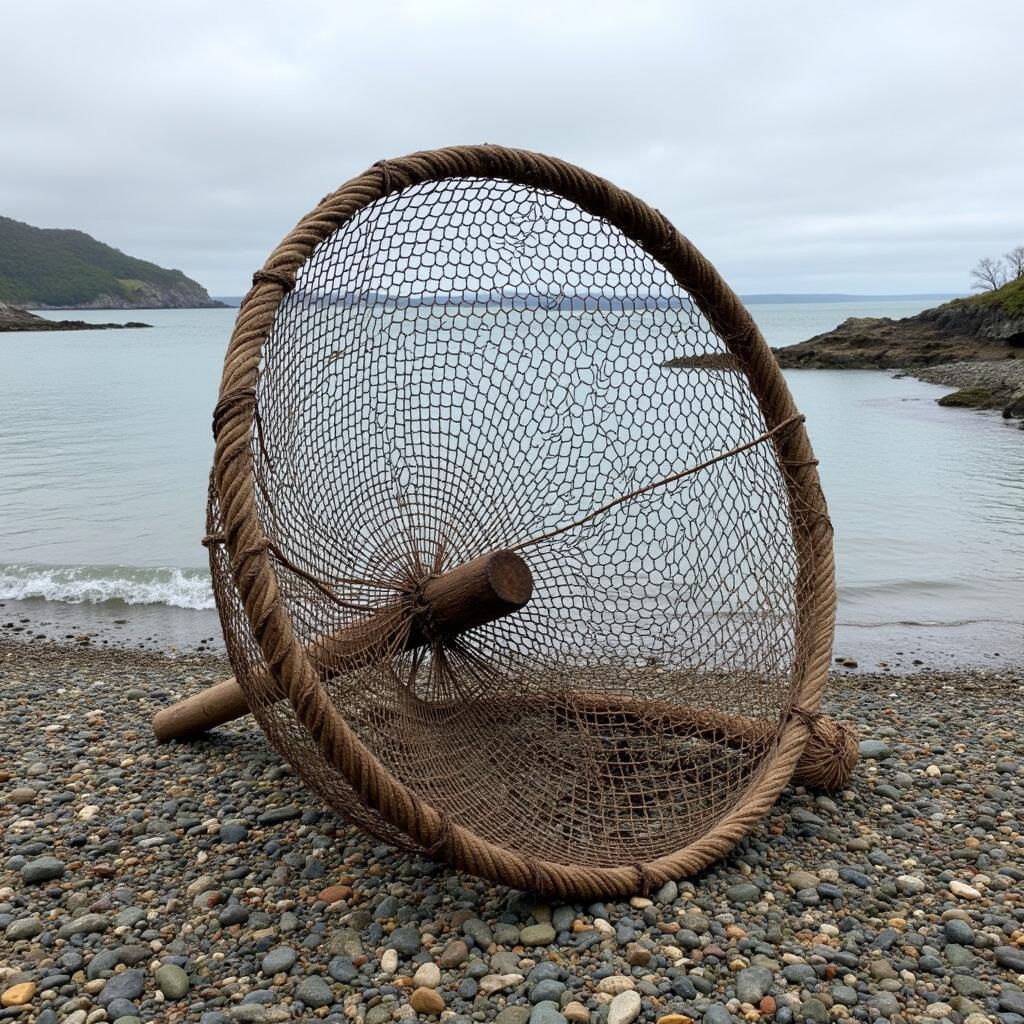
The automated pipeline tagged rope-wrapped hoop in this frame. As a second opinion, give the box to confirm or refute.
[211,144,836,898]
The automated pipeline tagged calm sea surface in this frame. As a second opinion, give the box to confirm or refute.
[1,299,1021,667]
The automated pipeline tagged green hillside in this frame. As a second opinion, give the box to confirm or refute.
[0,215,223,308]
[955,274,1024,317]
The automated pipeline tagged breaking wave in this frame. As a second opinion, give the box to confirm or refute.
[0,564,214,610]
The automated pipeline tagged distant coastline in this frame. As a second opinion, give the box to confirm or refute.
[741,292,959,304]
[0,301,150,333]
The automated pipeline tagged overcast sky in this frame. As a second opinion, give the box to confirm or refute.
[3,1,1021,296]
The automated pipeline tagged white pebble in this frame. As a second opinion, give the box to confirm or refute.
[478,973,523,995]
[412,962,441,989]
[607,990,641,1024]
[380,948,399,975]
[949,880,981,900]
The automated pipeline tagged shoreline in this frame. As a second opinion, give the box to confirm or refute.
[1,642,1022,1023]
[2,595,1022,675]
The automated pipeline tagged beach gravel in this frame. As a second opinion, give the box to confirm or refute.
[1,641,1022,1024]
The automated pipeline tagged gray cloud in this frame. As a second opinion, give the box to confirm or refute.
[3,0,1021,294]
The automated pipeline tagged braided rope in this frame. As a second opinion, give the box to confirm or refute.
[212,144,836,898]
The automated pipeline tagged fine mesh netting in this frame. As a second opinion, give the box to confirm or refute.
[210,172,825,871]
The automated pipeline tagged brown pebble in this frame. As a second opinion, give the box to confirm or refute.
[1,983,36,1008]
[317,884,353,903]
[409,987,446,1015]
[438,939,470,968]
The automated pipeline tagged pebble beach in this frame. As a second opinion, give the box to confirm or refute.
[1,643,1022,1024]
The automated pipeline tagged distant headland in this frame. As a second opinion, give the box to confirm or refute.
[770,277,1024,424]
[0,215,225,310]
[772,277,1023,369]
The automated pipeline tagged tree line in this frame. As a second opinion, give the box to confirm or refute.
[971,246,1024,291]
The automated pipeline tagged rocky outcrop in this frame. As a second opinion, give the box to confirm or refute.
[1004,385,1024,420]
[773,279,1024,370]
[906,361,1024,426]
[0,301,150,332]
[764,279,1024,428]
[773,315,1017,369]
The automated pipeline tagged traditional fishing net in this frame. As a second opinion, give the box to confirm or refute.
[202,146,841,898]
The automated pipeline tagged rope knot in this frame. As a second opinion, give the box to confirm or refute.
[423,811,453,859]
[789,704,823,728]
[251,269,295,292]
[212,386,257,438]
[374,159,398,196]
[201,532,225,548]
[633,862,655,896]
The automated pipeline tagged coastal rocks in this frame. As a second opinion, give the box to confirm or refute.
[5,915,44,939]
[21,856,66,883]
[772,279,1024,372]
[948,879,982,899]
[409,986,446,1015]
[724,882,761,904]
[735,967,773,1003]
[479,974,524,996]
[596,976,635,996]
[388,924,423,956]
[771,315,1005,369]
[97,970,145,1006]
[530,1003,568,1024]
[905,360,1024,421]
[295,976,334,1008]
[607,990,642,1024]
[1004,383,1024,418]
[858,739,891,759]
[762,280,1024,426]
[262,947,298,975]
[1,983,36,1008]
[520,923,556,946]
[439,939,470,967]
[936,385,1004,408]
[155,964,191,999]
[895,873,926,894]
[4,643,1024,1024]
[58,912,110,938]
[413,962,442,989]
[0,301,150,333]
[995,946,1024,973]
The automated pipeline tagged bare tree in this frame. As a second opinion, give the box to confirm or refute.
[1004,245,1024,280]
[970,256,1008,291]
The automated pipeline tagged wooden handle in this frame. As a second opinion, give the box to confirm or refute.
[152,549,533,742]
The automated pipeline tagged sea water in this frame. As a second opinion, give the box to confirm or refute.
[1,300,1021,666]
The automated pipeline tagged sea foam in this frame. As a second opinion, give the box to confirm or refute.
[0,564,215,610]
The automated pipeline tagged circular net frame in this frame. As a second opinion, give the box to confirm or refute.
[209,147,834,898]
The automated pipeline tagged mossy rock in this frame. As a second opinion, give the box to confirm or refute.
[1003,385,1024,419]
[937,386,1003,409]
